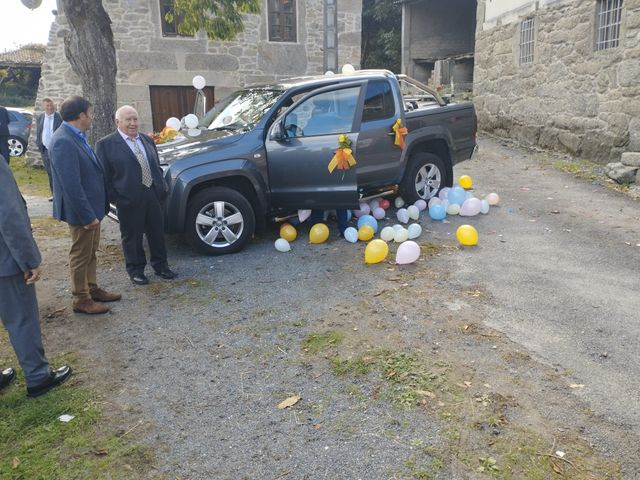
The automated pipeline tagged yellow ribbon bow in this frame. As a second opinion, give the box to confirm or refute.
[328,135,357,173]
[392,118,408,149]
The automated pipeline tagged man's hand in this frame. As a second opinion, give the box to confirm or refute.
[83,218,100,230]
[24,266,43,285]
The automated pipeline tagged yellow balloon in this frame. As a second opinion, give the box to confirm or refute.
[365,239,389,264]
[459,175,473,189]
[358,224,374,241]
[456,225,478,246]
[280,223,297,242]
[309,223,330,244]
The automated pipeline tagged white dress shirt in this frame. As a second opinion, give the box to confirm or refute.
[42,113,55,150]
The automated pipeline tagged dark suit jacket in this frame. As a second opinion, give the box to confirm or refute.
[0,106,10,137]
[35,111,63,152]
[49,124,109,225]
[96,131,167,208]
[0,155,41,277]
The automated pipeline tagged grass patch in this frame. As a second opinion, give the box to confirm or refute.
[31,217,67,239]
[10,156,50,197]
[301,331,345,354]
[0,353,156,479]
[551,158,602,182]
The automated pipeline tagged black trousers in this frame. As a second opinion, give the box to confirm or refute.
[41,148,53,195]
[117,187,168,276]
[0,136,9,163]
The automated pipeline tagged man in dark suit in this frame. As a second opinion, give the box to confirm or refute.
[49,96,121,314]
[0,153,72,397]
[96,105,176,285]
[36,98,63,200]
[0,105,10,162]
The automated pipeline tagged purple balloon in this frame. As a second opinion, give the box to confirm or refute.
[438,187,450,200]
[396,241,421,264]
[414,199,427,211]
[372,207,386,220]
[354,203,370,218]
[459,197,482,216]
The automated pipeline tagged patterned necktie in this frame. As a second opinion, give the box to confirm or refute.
[129,137,153,187]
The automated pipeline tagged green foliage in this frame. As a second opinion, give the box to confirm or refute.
[170,0,261,40]
[361,0,401,72]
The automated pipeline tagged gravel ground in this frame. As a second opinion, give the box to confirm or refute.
[27,135,640,479]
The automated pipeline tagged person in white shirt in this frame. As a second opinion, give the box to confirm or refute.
[36,98,62,201]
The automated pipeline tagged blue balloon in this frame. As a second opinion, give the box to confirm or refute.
[357,214,379,233]
[447,186,466,206]
[428,204,447,221]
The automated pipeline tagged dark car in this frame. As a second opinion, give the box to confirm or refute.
[6,107,33,157]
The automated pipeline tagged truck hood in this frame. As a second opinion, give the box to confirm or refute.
[157,129,244,165]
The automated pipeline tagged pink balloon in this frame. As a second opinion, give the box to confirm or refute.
[486,192,500,205]
[428,197,441,208]
[354,203,371,218]
[459,198,482,216]
[372,207,386,220]
[379,199,390,210]
[395,241,421,264]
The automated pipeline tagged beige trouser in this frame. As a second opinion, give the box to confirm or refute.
[68,222,101,302]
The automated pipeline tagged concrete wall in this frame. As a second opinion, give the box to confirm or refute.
[32,0,362,153]
[474,0,640,163]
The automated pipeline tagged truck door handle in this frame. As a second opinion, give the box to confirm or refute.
[387,132,395,136]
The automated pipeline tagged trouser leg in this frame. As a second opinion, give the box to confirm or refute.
[69,224,100,302]
[144,188,168,273]
[118,200,147,276]
[336,209,349,235]
[41,149,54,195]
[0,274,50,387]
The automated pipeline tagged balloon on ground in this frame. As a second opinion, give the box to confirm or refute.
[446,203,460,215]
[456,225,478,246]
[407,223,422,239]
[309,223,330,243]
[429,204,446,220]
[274,238,291,252]
[407,205,420,220]
[372,207,386,220]
[396,208,409,223]
[343,227,358,243]
[279,224,297,242]
[414,199,427,211]
[379,199,390,209]
[396,241,421,264]
[380,226,395,242]
[459,197,482,216]
[459,175,473,189]
[357,214,378,233]
[394,196,405,208]
[298,209,311,222]
[393,228,409,243]
[365,239,389,264]
[448,186,466,206]
[358,225,374,241]
[486,192,500,205]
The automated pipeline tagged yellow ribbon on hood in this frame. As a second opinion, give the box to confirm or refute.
[392,118,408,149]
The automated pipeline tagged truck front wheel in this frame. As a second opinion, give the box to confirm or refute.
[400,152,451,203]
[187,186,255,255]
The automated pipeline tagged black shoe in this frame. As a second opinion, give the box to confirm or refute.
[130,273,149,285]
[0,367,16,391]
[155,268,177,280]
[27,366,72,398]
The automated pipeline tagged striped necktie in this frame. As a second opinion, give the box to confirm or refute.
[129,137,153,187]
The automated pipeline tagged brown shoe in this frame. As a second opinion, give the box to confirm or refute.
[72,298,109,314]
[89,286,122,302]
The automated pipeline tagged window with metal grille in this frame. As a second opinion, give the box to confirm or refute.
[268,0,297,42]
[596,0,623,50]
[519,18,535,65]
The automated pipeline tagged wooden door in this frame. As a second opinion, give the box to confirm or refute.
[149,86,215,132]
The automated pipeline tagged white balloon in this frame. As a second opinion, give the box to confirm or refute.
[341,63,355,74]
[187,128,201,137]
[185,114,199,129]
[480,199,490,214]
[392,224,404,232]
[344,227,358,243]
[447,203,460,215]
[394,196,405,208]
[407,223,422,239]
[166,117,181,131]
[396,208,409,224]
[380,226,395,242]
[192,75,206,90]
[369,199,380,210]
[396,241,421,265]
[324,70,335,76]
[372,207,386,220]
[298,209,311,222]
[441,199,450,210]
[407,205,420,220]
[459,198,482,217]
[428,197,441,208]
[394,228,409,243]
[274,238,290,252]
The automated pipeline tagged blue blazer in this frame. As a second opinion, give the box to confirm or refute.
[49,124,109,225]
[0,156,41,277]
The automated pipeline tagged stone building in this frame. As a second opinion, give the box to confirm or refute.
[400,0,477,94]
[34,0,362,136]
[474,0,640,164]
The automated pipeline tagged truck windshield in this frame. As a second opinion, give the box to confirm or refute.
[200,88,284,132]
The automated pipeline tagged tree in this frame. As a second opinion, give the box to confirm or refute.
[22,0,260,144]
[361,0,401,73]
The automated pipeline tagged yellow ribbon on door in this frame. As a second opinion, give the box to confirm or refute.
[328,134,357,173]
[392,118,408,149]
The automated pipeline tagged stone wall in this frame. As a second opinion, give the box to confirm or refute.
[28,0,362,164]
[474,0,640,164]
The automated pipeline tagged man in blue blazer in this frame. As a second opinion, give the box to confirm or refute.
[0,153,72,397]
[35,97,63,200]
[49,96,121,314]
[96,105,176,285]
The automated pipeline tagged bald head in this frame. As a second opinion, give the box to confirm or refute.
[115,105,140,137]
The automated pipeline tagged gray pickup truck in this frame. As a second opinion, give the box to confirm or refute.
[154,70,477,255]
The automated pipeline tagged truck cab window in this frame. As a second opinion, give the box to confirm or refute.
[363,81,395,122]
